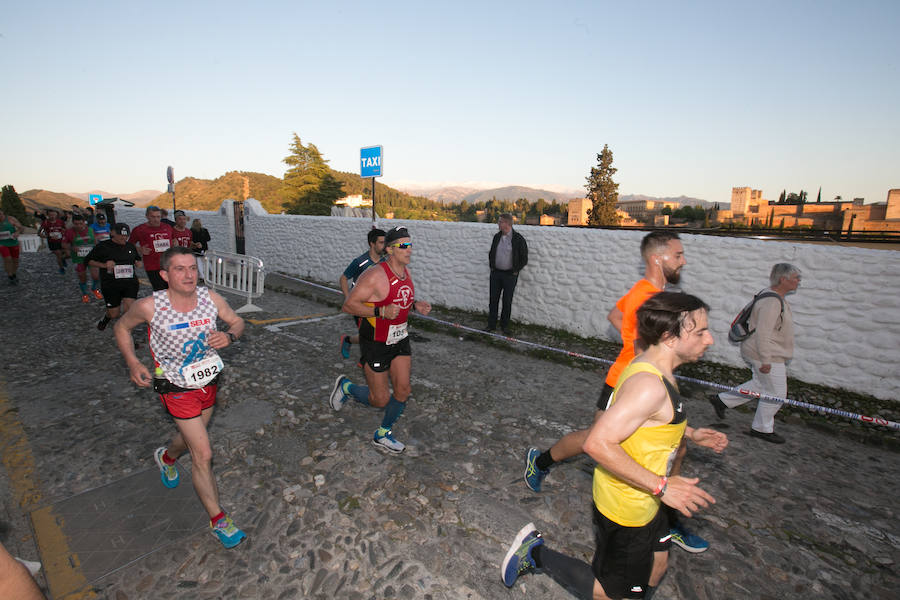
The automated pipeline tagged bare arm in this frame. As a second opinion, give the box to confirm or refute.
[685,427,728,453]
[0,543,45,600]
[339,274,350,298]
[207,291,244,349]
[583,374,716,517]
[607,306,623,333]
[114,297,155,387]
[343,268,396,319]
[8,217,22,238]
[583,373,672,493]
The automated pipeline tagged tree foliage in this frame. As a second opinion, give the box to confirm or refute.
[1,185,32,226]
[671,205,706,221]
[584,145,619,226]
[281,133,344,215]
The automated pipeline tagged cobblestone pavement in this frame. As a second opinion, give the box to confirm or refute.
[1,253,898,599]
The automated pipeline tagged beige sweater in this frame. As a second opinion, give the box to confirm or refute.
[740,291,794,364]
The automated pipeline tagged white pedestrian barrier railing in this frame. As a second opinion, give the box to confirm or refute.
[19,234,42,252]
[204,250,266,313]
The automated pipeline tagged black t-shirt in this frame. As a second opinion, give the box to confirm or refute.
[191,228,211,254]
[84,239,142,283]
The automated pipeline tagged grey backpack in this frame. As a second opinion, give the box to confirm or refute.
[728,290,784,343]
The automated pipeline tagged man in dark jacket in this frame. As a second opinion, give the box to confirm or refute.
[487,213,528,333]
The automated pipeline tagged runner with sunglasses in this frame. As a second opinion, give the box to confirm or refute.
[329,227,431,453]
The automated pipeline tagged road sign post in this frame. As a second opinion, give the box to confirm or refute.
[166,166,176,213]
[360,146,383,227]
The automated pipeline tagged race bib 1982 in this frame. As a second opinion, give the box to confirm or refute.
[182,355,224,388]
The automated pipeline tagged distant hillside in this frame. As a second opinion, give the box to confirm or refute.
[151,171,285,213]
[19,189,83,213]
[70,190,163,207]
[461,186,577,205]
[400,186,481,204]
[145,169,436,216]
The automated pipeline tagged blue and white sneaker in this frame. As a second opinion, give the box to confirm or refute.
[373,427,405,453]
[153,447,179,489]
[524,447,549,492]
[669,523,710,553]
[210,515,246,549]
[329,375,350,411]
[340,335,352,359]
[501,522,543,587]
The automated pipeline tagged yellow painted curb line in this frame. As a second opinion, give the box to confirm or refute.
[0,381,96,599]
[247,312,333,325]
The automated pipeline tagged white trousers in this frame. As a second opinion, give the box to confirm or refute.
[718,360,786,433]
[195,255,206,281]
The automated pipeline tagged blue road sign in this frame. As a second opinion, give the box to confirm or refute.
[360,145,383,178]
[89,194,103,206]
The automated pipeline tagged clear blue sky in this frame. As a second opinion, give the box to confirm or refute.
[2,1,898,204]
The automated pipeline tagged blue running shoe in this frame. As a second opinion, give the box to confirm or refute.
[500,523,543,587]
[340,335,352,359]
[329,375,349,411]
[211,515,246,549]
[524,447,549,493]
[153,447,179,489]
[669,523,710,553]
[373,427,405,453]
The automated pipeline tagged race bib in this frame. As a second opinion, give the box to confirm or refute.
[385,322,408,345]
[182,354,224,388]
[0,231,10,240]
[152,238,171,253]
[50,231,62,239]
[114,264,134,279]
[76,246,92,257]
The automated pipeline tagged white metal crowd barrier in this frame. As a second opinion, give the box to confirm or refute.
[204,250,266,313]
[18,234,42,252]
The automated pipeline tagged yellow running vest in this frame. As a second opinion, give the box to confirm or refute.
[592,361,687,527]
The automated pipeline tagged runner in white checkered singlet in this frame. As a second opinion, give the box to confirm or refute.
[114,246,248,549]
[149,286,223,389]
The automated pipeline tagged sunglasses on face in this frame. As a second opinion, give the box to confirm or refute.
[390,242,412,249]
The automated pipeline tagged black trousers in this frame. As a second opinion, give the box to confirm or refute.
[488,269,518,330]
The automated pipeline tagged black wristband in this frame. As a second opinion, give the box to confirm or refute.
[226,332,237,343]
[374,306,380,318]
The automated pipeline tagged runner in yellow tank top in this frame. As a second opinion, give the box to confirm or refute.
[502,292,728,600]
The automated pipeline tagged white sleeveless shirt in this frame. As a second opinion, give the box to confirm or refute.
[149,287,223,389]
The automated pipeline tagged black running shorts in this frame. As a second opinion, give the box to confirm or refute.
[591,505,669,599]
[359,336,411,373]
[102,279,139,308]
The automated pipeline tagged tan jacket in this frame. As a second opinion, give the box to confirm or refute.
[740,292,794,364]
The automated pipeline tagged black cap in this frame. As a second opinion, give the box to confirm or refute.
[384,227,410,245]
[174,210,186,217]
[114,223,131,236]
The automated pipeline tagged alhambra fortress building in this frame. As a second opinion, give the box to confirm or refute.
[567,188,900,231]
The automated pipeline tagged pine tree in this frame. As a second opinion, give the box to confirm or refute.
[1,185,31,226]
[585,145,619,226]
[281,133,343,214]
[778,190,786,204]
